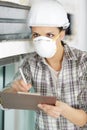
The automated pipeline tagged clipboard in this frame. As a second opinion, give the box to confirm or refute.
[0,91,56,110]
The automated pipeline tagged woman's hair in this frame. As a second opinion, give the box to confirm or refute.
[58,27,65,32]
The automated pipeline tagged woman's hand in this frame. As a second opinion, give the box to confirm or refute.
[38,100,63,118]
[12,79,32,93]
[38,100,87,127]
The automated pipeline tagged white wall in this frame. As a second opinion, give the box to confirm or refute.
[76,0,87,51]
[0,40,34,59]
[59,0,87,51]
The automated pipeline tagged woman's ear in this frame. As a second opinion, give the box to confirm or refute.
[60,30,65,40]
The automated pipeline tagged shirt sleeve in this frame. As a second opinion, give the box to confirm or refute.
[4,56,32,90]
[20,57,32,84]
[78,53,87,112]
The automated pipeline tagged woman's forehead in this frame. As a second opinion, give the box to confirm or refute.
[31,27,59,33]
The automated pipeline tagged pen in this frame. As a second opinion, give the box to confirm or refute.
[19,68,27,84]
[19,68,31,92]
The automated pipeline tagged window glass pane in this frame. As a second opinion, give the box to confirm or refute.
[3,63,35,130]
[0,67,3,130]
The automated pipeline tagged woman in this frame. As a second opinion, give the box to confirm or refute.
[3,0,87,129]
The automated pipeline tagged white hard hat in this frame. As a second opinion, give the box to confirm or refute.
[27,0,70,29]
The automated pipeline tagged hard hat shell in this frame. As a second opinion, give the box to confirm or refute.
[27,0,70,29]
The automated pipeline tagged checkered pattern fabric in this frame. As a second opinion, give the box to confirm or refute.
[20,43,87,130]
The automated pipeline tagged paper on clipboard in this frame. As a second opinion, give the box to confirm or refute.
[0,91,56,110]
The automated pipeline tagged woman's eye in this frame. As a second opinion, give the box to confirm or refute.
[32,33,40,38]
[46,33,55,38]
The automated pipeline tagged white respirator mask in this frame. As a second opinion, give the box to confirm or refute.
[33,34,61,58]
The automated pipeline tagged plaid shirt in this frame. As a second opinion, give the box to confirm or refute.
[20,43,87,130]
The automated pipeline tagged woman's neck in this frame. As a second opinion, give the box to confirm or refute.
[46,42,64,71]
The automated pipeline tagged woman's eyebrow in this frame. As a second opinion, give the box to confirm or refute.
[32,31,55,35]
[32,32,39,34]
[32,32,41,36]
[46,32,55,34]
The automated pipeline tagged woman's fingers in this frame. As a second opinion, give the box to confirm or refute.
[12,79,32,92]
[38,104,61,118]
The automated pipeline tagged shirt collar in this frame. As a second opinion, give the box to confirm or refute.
[63,43,78,61]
